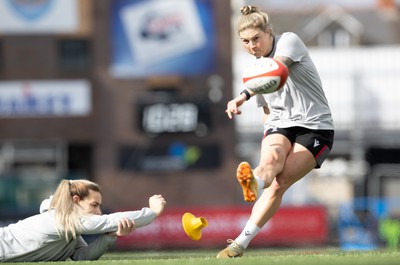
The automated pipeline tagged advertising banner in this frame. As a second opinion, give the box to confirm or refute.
[0,80,91,117]
[119,142,221,172]
[110,0,216,77]
[0,0,78,34]
[115,205,328,249]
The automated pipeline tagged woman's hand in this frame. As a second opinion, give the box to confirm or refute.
[149,194,166,217]
[108,217,136,237]
[225,95,246,119]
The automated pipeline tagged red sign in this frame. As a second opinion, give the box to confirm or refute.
[115,205,328,249]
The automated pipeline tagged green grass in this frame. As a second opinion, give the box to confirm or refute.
[7,248,400,264]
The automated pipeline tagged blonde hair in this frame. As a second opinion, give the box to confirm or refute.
[236,5,273,35]
[50,179,101,240]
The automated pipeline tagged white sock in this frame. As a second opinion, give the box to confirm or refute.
[234,221,261,249]
[255,176,265,197]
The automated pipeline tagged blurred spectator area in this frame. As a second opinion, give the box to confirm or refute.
[0,140,66,215]
[0,140,92,216]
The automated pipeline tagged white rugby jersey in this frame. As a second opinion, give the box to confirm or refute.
[256,32,334,130]
[0,197,156,262]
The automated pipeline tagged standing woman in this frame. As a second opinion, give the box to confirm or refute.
[0,179,166,262]
[218,6,334,258]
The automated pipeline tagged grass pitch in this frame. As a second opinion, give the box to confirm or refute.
[100,249,399,265]
[9,248,398,265]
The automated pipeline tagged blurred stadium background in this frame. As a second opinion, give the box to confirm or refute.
[0,0,400,251]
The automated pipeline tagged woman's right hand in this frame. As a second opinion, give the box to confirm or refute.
[149,194,166,216]
[225,95,247,119]
[108,218,135,237]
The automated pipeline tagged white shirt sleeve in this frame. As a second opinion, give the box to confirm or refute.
[256,94,268,108]
[80,207,157,235]
[275,32,307,63]
[39,195,53,213]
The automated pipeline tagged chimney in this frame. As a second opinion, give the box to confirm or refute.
[377,0,396,10]
[377,0,399,20]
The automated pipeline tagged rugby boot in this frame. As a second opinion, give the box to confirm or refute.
[237,161,258,202]
[216,239,245,258]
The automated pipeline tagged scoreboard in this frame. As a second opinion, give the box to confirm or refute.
[136,94,212,137]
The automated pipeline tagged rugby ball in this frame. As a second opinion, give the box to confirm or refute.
[242,57,288,94]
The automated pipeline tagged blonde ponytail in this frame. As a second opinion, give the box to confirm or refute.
[50,179,101,241]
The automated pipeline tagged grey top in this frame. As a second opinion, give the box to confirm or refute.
[256,32,334,130]
[0,197,157,262]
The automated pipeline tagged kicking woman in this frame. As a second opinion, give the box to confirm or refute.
[218,5,334,258]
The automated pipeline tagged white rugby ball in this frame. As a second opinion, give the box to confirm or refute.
[242,57,289,94]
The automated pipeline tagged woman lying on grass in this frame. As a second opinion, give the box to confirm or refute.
[0,179,166,262]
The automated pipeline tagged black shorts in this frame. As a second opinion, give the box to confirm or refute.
[264,126,334,168]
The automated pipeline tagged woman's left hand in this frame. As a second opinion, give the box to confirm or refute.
[109,217,136,236]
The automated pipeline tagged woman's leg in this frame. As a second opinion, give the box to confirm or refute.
[250,142,317,227]
[237,134,290,202]
[217,143,317,258]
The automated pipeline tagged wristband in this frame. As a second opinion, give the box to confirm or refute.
[240,89,251,101]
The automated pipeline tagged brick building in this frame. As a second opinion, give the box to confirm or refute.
[0,0,238,214]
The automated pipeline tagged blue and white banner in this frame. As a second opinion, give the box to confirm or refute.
[110,0,216,77]
[0,0,78,34]
[0,80,91,117]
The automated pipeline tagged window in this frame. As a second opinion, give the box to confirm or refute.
[58,39,90,71]
[334,29,351,47]
[317,29,351,48]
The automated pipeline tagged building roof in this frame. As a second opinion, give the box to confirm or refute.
[262,3,400,46]
[300,5,364,43]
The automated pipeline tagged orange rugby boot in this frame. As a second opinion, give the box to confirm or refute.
[236,161,258,202]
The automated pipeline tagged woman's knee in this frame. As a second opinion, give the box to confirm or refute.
[265,145,286,163]
[256,146,285,180]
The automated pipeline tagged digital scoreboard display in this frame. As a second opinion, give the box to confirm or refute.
[137,96,212,136]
